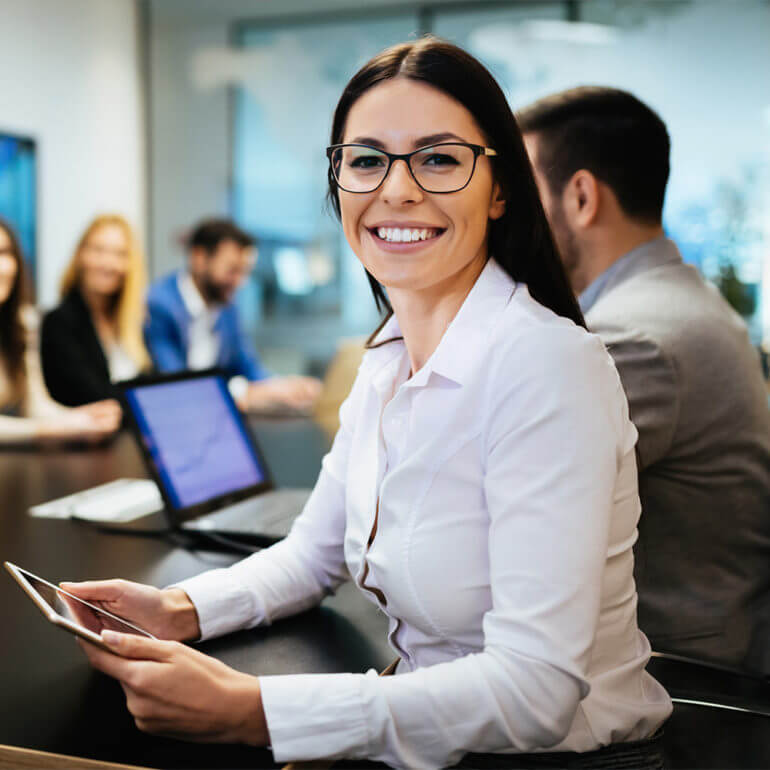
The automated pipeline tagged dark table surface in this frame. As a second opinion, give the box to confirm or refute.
[3,421,770,769]
[1,420,391,768]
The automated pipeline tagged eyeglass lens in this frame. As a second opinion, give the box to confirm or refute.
[331,144,476,193]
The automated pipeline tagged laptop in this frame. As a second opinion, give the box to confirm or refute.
[115,369,311,543]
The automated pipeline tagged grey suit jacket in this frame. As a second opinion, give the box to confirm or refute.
[585,237,770,673]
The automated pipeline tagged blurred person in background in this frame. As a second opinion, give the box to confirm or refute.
[144,218,320,412]
[41,214,150,406]
[0,218,120,443]
[519,86,770,673]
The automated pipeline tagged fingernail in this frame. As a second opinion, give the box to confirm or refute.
[102,630,120,645]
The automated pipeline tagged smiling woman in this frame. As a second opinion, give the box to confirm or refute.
[67,37,670,770]
[40,214,150,407]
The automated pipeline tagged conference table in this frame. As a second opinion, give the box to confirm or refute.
[0,419,391,769]
[2,419,770,769]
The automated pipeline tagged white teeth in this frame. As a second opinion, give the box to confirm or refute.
[375,227,439,243]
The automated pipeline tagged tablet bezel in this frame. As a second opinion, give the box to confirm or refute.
[4,561,155,652]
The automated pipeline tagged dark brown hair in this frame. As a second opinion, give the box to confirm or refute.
[517,86,670,224]
[186,218,255,255]
[0,218,29,396]
[326,36,585,344]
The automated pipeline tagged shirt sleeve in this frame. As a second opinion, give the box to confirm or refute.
[172,372,360,640]
[231,309,270,382]
[258,328,634,769]
[591,321,680,470]
[0,415,38,443]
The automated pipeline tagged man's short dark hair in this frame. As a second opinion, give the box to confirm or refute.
[186,218,254,255]
[517,87,670,224]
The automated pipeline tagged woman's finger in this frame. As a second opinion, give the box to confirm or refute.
[100,630,177,661]
[77,638,137,681]
[59,579,125,601]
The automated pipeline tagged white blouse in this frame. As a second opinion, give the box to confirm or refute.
[177,259,671,769]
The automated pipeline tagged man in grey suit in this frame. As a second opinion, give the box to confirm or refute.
[519,87,770,673]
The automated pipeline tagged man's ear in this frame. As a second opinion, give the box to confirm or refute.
[563,170,600,229]
[188,247,208,273]
[489,182,507,221]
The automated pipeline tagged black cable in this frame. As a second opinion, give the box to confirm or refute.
[70,516,173,536]
[189,530,262,555]
[71,515,262,555]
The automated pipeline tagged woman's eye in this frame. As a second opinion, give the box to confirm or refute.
[422,153,460,167]
[350,155,385,169]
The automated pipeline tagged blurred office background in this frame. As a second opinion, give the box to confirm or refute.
[1,0,768,375]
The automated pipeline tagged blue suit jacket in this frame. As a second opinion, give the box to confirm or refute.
[144,272,268,381]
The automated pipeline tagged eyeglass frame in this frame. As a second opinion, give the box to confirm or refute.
[326,141,498,195]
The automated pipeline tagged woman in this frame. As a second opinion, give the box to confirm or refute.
[66,39,671,768]
[41,214,149,406]
[0,219,120,443]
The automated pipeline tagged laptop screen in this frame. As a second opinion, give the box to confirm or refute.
[123,376,267,510]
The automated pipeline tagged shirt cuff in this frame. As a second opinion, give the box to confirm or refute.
[168,567,266,641]
[228,376,250,402]
[260,672,372,763]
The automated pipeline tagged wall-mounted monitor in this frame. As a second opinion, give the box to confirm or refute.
[0,131,37,287]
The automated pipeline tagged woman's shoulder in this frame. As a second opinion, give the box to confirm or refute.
[42,290,87,330]
[499,285,605,358]
[489,284,619,401]
[487,286,633,449]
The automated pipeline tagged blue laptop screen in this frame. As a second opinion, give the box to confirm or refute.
[124,377,266,509]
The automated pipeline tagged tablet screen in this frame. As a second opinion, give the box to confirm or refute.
[19,569,153,638]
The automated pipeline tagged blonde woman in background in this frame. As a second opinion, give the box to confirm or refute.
[41,214,150,406]
[0,218,119,443]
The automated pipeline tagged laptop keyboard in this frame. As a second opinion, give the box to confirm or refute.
[186,489,310,537]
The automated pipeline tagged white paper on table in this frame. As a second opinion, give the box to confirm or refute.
[29,478,163,522]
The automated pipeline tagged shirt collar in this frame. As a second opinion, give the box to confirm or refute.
[367,258,516,390]
[579,235,681,313]
[177,271,222,320]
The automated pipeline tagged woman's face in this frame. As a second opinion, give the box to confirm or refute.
[0,227,19,307]
[79,224,129,299]
[339,78,505,296]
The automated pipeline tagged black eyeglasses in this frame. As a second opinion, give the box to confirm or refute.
[326,142,498,194]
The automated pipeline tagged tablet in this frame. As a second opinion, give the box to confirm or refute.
[4,561,155,652]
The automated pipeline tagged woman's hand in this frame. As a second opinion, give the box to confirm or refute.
[59,579,201,642]
[36,399,121,444]
[78,631,269,746]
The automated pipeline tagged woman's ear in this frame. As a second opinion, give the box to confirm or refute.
[488,182,507,221]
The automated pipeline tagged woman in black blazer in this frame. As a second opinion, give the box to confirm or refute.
[41,215,150,407]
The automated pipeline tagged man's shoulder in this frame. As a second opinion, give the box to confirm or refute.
[587,259,758,393]
[588,261,738,341]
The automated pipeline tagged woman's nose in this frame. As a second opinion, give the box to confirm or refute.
[379,159,423,206]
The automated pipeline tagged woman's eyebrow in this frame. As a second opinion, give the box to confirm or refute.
[412,132,465,147]
[348,136,386,148]
[346,132,467,149]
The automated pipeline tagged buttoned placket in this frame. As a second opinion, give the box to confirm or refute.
[356,351,413,663]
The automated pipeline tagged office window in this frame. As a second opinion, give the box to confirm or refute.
[0,132,36,285]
